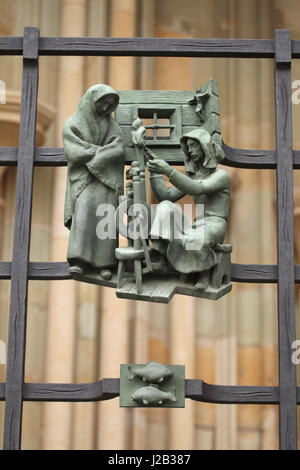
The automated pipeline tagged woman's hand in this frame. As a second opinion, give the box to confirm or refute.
[147,159,173,177]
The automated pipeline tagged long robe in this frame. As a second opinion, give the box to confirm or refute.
[63,84,125,270]
[150,199,227,273]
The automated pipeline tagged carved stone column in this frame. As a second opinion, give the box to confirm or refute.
[97,0,137,451]
[258,0,278,452]
[42,0,86,450]
[152,4,196,449]
[213,0,238,451]
[85,0,107,88]
[71,0,108,451]
[147,303,169,449]
[232,0,264,450]
[97,291,131,449]
[108,0,137,90]
[131,0,155,450]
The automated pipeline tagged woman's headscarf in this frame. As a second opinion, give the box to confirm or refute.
[180,127,224,173]
[70,84,119,144]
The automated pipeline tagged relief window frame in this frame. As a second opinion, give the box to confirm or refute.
[134,104,182,146]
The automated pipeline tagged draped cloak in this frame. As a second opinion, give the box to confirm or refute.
[63,84,125,270]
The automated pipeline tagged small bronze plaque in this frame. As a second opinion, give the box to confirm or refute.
[120,362,185,408]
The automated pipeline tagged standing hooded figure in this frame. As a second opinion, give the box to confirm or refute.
[147,127,230,291]
[63,84,125,280]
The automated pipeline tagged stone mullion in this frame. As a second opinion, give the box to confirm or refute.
[42,0,86,450]
[97,0,137,451]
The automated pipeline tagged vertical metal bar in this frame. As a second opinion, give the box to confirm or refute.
[275,29,297,450]
[3,27,39,450]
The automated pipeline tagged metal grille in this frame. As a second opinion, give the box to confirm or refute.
[0,27,299,450]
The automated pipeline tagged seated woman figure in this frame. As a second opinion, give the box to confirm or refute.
[146,128,230,291]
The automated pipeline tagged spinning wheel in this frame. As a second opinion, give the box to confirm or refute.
[115,120,153,293]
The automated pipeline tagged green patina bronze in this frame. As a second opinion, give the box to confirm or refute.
[63,84,125,281]
[131,385,177,406]
[63,80,232,303]
[147,126,230,291]
[120,362,185,408]
[128,361,174,383]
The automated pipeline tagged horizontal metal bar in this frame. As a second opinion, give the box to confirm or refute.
[186,380,283,404]
[1,145,300,168]
[28,262,71,280]
[0,380,119,402]
[186,380,281,404]
[0,379,300,404]
[0,262,71,280]
[38,37,276,58]
[0,262,10,279]
[231,263,278,283]
[222,142,277,169]
[34,147,66,166]
[0,37,276,57]
[1,262,300,283]
[2,36,300,59]
[23,379,120,402]
[0,147,67,167]
[0,147,19,165]
[2,146,300,168]
[0,37,23,54]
